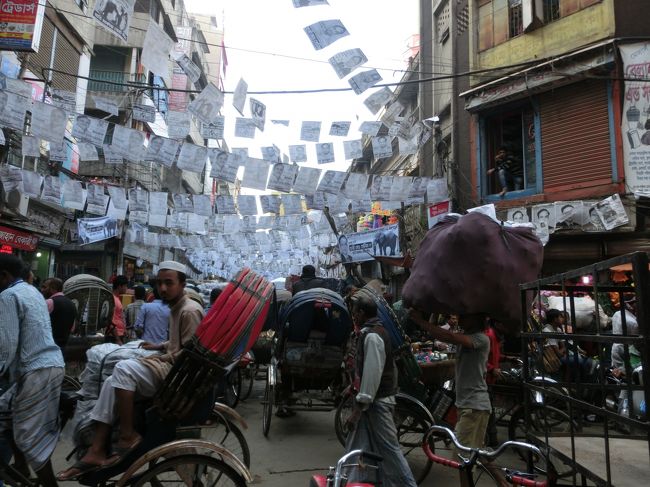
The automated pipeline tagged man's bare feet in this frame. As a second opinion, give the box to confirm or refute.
[55,453,110,481]
[105,433,143,466]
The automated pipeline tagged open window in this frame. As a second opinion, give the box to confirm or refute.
[508,0,524,38]
[482,105,539,199]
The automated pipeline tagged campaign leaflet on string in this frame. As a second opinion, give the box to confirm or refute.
[0,165,22,194]
[282,194,303,215]
[21,136,40,158]
[192,194,213,217]
[317,170,346,195]
[209,149,239,183]
[343,139,363,160]
[292,166,321,195]
[267,163,298,193]
[40,176,62,206]
[93,0,134,43]
[201,116,225,140]
[328,48,367,79]
[300,121,321,142]
[132,104,156,123]
[389,176,412,202]
[293,0,329,8]
[102,145,123,164]
[78,142,99,161]
[595,194,629,231]
[216,195,236,214]
[232,78,248,116]
[128,188,149,213]
[172,193,193,213]
[348,69,382,95]
[92,95,119,116]
[234,118,256,138]
[172,51,201,83]
[304,20,349,50]
[364,87,393,115]
[371,135,393,159]
[236,195,257,216]
[316,143,335,164]
[112,125,145,160]
[86,184,109,216]
[261,145,281,163]
[21,170,42,199]
[249,98,266,131]
[30,102,67,142]
[369,175,392,201]
[141,20,174,80]
[188,83,224,125]
[260,195,281,214]
[0,90,28,130]
[51,89,77,115]
[148,192,168,216]
[241,158,270,191]
[72,115,109,147]
[176,142,207,174]
[338,224,401,264]
[406,177,430,205]
[398,136,418,156]
[289,144,308,163]
[61,180,86,211]
[342,172,369,199]
[330,121,351,136]
[166,111,191,139]
[78,216,118,245]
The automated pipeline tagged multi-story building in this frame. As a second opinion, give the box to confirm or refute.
[458,0,649,272]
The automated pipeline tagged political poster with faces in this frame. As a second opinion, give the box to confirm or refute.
[78,216,118,245]
[49,140,67,161]
[216,195,237,214]
[407,177,429,205]
[78,142,99,161]
[192,194,213,217]
[72,115,109,146]
[249,98,266,131]
[260,195,281,214]
[359,121,383,136]
[237,195,257,216]
[370,175,392,201]
[188,83,224,125]
[21,136,40,158]
[232,78,248,115]
[30,102,67,142]
[304,19,349,50]
[292,166,321,195]
[317,170,346,195]
[390,176,412,202]
[342,172,369,199]
[349,69,382,95]
[176,142,207,173]
[141,21,174,79]
[364,87,393,115]
[426,178,448,204]
[241,157,270,191]
[328,48,367,79]
[112,125,145,159]
[261,145,281,162]
[595,194,629,230]
[343,139,363,160]
[173,193,194,213]
[234,117,256,138]
[351,193,372,213]
[167,111,191,139]
[93,0,135,42]
[107,186,128,220]
[172,51,201,83]
[316,142,335,164]
[40,176,62,205]
[329,121,351,136]
[128,188,149,213]
[0,90,28,130]
[129,211,148,225]
[62,180,86,211]
[209,150,238,182]
[371,135,393,159]
[398,135,418,155]
[289,144,308,163]
[86,184,108,215]
[300,121,321,142]
[267,163,298,193]
[148,192,168,216]
[188,214,207,234]
[92,95,119,116]
[103,145,123,164]
[21,170,42,199]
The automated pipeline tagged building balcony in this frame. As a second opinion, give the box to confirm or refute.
[88,70,149,93]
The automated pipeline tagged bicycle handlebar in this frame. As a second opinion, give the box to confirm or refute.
[423,425,546,461]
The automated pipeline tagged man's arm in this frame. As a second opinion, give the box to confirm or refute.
[0,294,20,374]
[356,333,385,406]
[409,309,476,348]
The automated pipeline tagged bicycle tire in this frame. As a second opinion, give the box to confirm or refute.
[132,454,246,487]
[223,369,242,409]
[262,379,274,437]
[239,364,255,402]
[200,414,251,468]
[392,400,433,484]
[334,391,353,446]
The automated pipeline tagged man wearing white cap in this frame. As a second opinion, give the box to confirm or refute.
[57,261,204,481]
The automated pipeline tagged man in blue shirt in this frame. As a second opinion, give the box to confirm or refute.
[0,255,64,487]
[134,284,170,345]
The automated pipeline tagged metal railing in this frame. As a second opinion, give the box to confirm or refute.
[88,70,149,92]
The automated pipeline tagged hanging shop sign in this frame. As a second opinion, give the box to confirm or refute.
[620,42,650,195]
[0,0,46,52]
[338,223,401,264]
[0,225,39,251]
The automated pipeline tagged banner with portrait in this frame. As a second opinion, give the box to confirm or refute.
[338,224,401,263]
[78,216,118,245]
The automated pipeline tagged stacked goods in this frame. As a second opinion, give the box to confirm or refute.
[402,213,544,333]
[155,268,273,419]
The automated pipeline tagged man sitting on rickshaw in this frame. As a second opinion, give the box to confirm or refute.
[56,261,204,481]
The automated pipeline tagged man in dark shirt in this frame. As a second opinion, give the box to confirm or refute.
[41,277,76,350]
[291,265,326,294]
[487,146,523,197]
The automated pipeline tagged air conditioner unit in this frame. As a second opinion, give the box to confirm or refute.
[523,0,544,32]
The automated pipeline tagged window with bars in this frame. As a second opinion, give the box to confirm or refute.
[508,0,523,38]
[543,0,560,23]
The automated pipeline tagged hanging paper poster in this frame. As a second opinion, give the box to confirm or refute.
[304,20,349,51]
[61,180,86,211]
[86,184,108,215]
[594,194,629,230]
[176,142,207,173]
[30,102,67,142]
[141,21,174,79]
[300,121,321,142]
[371,135,393,159]
[364,87,393,114]
[93,0,134,42]
[78,216,118,245]
[338,223,401,263]
[241,158,270,191]
[317,170,346,194]
[349,69,382,95]
[0,90,28,130]
[51,89,77,114]
[188,83,224,124]
[172,51,201,83]
[316,143,335,164]
[72,115,109,146]
[234,117,256,138]
[132,104,155,123]
[427,201,451,229]
[232,78,248,115]
[201,116,225,139]
[167,111,191,139]
[343,139,363,160]
[289,144,308,163]
[328,48,367,79]
[20,169,42,198]
[267,163,299,193]
[330,121,351,136]
[249,98,266,131]
[237,195,257,215]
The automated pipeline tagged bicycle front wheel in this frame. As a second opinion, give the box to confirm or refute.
[133,454,246,487]
[393,400,433,484]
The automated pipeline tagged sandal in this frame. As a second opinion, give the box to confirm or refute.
[104,437,143,467]
[56,460,103,481]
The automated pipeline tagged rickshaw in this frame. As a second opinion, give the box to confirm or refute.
[262,287,352,437]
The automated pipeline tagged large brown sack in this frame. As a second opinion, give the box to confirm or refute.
[402,212,543,333]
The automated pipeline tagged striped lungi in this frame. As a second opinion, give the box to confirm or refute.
[0,367,64,471]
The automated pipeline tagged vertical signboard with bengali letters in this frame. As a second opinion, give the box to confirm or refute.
[0,0,46,52]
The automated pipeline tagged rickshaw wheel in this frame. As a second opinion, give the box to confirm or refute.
[239,363,256,401]
[132,454,246,487]
[393,401,433,484]
[334,391,353,446]
[262,379,274,437]
[199,413,251,468]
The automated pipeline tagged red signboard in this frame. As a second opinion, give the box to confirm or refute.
[0,225,39,251]
[0,0,46,52]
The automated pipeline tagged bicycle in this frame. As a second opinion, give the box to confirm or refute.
[423,425,556,487]
[309,450,383,487]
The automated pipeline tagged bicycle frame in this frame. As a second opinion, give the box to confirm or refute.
[422,425,552,487]
[311,450,382,487]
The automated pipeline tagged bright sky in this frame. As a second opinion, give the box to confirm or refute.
[184,0,419,172]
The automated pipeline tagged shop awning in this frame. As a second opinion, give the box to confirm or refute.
[461,39,616,112]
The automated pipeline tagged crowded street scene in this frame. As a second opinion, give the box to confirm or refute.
[0,0,649,486]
